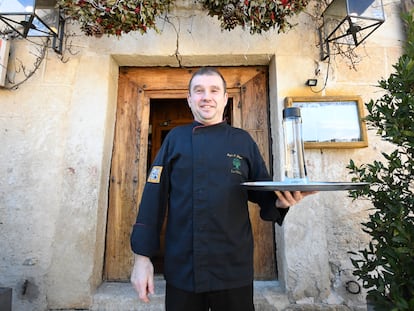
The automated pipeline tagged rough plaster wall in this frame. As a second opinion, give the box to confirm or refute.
[44,54,118,308]
[0,0,405,310]
[0,42,73,310]
[0,42,118,309]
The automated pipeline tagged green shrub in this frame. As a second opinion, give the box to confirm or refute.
[347,11,414,311]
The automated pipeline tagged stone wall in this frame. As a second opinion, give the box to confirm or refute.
[0,1,405,310]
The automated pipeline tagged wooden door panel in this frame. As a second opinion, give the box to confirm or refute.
[105,67,275,281]
[104,77,143,280]
[241,70,276,279]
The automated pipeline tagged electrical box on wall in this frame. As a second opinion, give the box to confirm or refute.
[0,287,12,311]
[0,38,10,87]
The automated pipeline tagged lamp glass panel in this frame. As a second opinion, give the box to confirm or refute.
[348,0,385,21]
[28,8,59,36]
[323,0,348,42]
[0,0,35,13]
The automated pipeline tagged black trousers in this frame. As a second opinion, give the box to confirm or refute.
[165,283,255,311]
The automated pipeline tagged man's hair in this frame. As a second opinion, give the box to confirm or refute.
[188,67,227,93]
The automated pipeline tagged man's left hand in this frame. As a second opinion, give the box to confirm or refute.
[275,191,317,208]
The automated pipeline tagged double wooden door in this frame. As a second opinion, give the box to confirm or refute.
[104,66,276,281]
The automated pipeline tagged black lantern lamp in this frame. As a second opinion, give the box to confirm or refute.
[319,0,385,60]
[0,0,65,54]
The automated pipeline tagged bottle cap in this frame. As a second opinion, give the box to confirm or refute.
[283,107,301,118]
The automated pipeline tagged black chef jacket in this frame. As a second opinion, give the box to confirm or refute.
[130,121,289,293]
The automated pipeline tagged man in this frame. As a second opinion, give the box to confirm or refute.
[130,67,314,310]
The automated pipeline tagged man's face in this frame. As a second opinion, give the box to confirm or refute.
[187,73,228,125]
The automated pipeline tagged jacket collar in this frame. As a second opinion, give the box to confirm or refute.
[192,120,228,129]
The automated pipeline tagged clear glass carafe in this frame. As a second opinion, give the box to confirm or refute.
[283,107,308,183]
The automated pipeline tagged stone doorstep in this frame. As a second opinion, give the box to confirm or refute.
[91,277,290,311]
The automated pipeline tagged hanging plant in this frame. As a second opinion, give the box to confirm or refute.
[57,0,309,37]
[200,0,309,34]
[57,0,174,36]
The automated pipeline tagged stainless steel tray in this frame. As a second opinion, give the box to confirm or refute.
[241,181,369,191]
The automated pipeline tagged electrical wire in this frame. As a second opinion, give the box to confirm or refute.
[309,56,331,93]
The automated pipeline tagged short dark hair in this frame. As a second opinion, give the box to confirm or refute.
[188,67,227,93]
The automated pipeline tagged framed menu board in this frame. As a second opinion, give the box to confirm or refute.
[284,96,368,149]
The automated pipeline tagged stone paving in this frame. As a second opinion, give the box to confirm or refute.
[86,278,367,311]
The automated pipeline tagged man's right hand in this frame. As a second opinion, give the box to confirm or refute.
[130,254,155,303]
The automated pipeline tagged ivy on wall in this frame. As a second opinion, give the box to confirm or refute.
[57,0,309,36]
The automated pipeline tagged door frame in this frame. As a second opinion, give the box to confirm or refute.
[104,66,276,281]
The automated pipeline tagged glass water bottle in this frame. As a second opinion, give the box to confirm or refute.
[283,107,308,183]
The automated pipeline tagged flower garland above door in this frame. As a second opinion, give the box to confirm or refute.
[201,0,309,34]
[57,0,309,36]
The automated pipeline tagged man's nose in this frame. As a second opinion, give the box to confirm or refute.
[202,91,212,100]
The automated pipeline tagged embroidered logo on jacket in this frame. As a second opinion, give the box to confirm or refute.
[148,166,163,183]
[227,153,243,175]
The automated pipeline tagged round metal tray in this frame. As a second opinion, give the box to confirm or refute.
[241,181,369,191]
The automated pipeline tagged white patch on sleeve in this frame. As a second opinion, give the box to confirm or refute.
[147,166,163,183]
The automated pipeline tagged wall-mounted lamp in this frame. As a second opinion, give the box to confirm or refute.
[319,0,385,60]
[306,79,318,87]
[0,0,65,54]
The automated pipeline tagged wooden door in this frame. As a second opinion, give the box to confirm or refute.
[241,71,275,279]
[104,67,275,281]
